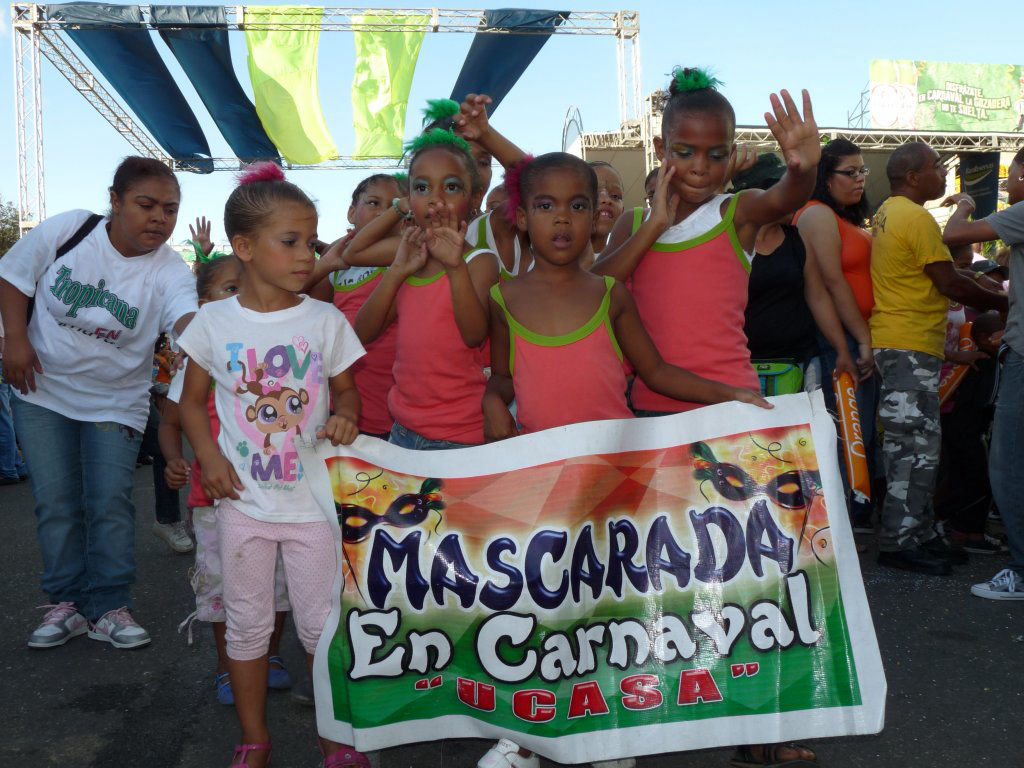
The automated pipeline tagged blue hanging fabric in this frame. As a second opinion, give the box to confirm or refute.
[449,8,569,115]
[47,3,213,172]
[153,5,280,164]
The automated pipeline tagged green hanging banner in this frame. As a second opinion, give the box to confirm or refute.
[351,14,429,158]
[244,6,338,165]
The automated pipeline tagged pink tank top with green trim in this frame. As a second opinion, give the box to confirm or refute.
[629,194,758,413]
[389,251,495,444]
[491,275,633,433]
[331,266,397,435]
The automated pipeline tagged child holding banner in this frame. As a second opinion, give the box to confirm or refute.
[353,128,500,449]
[177,164,368,768]
[589,66,823,768]
[593,68,821,419]
[482,152,768,442]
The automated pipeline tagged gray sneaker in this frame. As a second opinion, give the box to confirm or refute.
[971,568,1024,600]
[28,602,88,649]
[88,607,152,649]
[152,521,194,554]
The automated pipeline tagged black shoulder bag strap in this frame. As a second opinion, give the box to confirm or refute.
[26,213,104,322]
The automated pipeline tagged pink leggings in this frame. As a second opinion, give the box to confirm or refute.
[217,501,337,661]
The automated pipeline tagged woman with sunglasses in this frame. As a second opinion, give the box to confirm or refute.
[794,139,878,532]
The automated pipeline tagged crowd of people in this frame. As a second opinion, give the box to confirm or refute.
[1,66,1023,768]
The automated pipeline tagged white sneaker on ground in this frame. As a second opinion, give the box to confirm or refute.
[593,761,637,768]
[152,521,194,553]
[478,739,539,768]
[88,606,152,648]
[27,602,88,648]
[971,568,1024,600]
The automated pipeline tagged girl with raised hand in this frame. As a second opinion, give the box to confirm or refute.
[594,67,821,421]
[354,129,500,449]
[482,152,768,444]
[449,93,535,277]
[177,163,367,768]
[303,172,405,438]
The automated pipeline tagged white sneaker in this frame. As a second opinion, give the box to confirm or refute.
[152,521,194,553]
[478,740,539,768]
[27,602,88,648]
[88,606,152,648]
[971,568,1024,600]
[593,761,636,768]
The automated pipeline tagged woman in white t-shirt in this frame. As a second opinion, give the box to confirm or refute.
[0,156,198,651]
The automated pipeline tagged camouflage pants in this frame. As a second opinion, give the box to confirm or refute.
[874,348,942,552]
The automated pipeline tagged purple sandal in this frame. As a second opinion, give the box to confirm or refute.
[230,742,272,766]
[323,746,370,768]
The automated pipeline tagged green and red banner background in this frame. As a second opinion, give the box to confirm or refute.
[300,393,885,762]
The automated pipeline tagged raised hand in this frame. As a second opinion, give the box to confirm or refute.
[452,93,493,142]
[648,163,681,232]
[392,226,428,277]
[764,89,820,175]
[426,204,469,269]
[189,216,214,257]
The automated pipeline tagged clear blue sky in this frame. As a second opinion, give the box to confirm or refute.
[1,0,1021,243]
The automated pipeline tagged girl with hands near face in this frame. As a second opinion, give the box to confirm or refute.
[593,67,821,417]
[354,130,500,450]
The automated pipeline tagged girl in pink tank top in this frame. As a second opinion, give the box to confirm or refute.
[595,67,823,417]
[354,129,499,449]
[482,153,768,441]
[303,174,405,438]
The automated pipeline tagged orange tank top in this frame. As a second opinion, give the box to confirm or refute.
[491,276,633,433]
[794,200,873,321]
[629,194,758,413]
[331,266,397,436]
[388,251,495,444]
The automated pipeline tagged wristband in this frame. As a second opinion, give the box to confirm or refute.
[392,198,413,220]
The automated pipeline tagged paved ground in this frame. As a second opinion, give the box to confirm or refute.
[1,468,1021,767]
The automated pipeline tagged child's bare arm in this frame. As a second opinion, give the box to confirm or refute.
[319,370,361,446]
[179,362,243,499]
[158,397,190,490]
[353,227,427,344]
[483,297,517,441]
[453,93,528,169]
[592,164,679,281]
[342,202,407,266]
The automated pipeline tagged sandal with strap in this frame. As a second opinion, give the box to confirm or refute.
[731,743,817,768]
[230,742,272,767]
[322,746,371,768]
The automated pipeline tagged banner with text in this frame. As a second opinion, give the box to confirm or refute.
[302,393,885,762]
[870,59,1024,131]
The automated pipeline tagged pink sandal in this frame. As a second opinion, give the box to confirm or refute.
[322,746,370,768]
[230,742,272,766]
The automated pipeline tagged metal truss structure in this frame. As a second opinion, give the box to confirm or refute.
[639,91,1024,174]
[11,4,641,232]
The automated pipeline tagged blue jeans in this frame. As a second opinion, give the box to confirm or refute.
[989,349,1024,576]
[12,397,143,621]
[389,422,470,451]
[819,330,879,514]
[0,378,27,479]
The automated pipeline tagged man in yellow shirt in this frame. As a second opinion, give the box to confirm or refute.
[870,142,1007,575]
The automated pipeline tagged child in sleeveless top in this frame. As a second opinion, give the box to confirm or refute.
[353,129,499,449]
[483,152,769,441]
[161,253,293,706]
[478,154,767,768]
[594,67,822,419]
[303,173,405,438]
